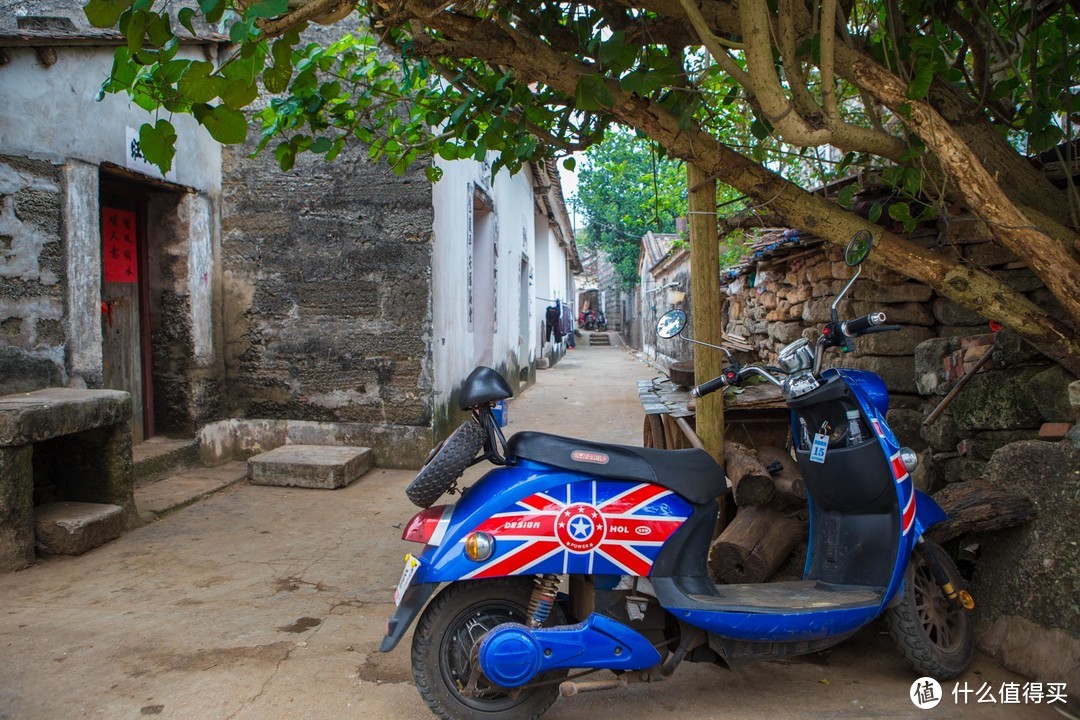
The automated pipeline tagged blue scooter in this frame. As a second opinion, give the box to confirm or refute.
[381,231,974,720]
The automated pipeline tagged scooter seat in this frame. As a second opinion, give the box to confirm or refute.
[506,431,727,504]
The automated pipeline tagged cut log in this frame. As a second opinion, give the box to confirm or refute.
[724,441,775,507]
[755,446,807,505]
[708,505,807,584]
[926,480,1038,543]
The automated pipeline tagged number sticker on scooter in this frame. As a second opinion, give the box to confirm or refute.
[810,433,829,463]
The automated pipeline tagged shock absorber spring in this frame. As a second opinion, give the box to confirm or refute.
[527,574,560,627]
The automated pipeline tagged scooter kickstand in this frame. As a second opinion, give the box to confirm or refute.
[559,676,628,697]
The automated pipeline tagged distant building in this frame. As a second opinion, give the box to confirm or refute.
[638,231,689,367]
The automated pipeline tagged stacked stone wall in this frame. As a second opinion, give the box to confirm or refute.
[0,156,66,394]
[721,224,1079,678]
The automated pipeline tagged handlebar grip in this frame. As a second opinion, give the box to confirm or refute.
[690,375,729,398]
[842,312,887,337]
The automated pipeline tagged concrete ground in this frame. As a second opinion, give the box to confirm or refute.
[0,345,1065,719]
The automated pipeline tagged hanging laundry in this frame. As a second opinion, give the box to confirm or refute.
[545,304,562,343]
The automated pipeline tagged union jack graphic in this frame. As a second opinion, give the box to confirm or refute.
[463,481,691,579]
[872,418,916,535]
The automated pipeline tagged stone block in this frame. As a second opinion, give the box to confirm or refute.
[0,389,131,445]
[885,408,927,450]
[962,241,1017,267]
[34,502,123,556]
[956,430,1042,461]
[951,367,1044,431]
[974,440,1080,638]
[0,445,34,571]
[856,326,934,356]
[914,336,962,395]
[853,301,934,326]
[920,414,961,453]
[852,282,934,304]
[248,445,373,489]
[836,355,917,394]
[1029,366,1079,422]
[932,297,987,326]
[994,268,1043,294]
[992,330,1047,368]
[1071,380,1080,419]
[766,322,804,345]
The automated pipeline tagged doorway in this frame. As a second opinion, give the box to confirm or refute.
[99,178,153,442]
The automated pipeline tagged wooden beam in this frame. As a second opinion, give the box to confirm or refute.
[687,163,725,465]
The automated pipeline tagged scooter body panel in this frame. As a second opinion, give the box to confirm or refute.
[409,460,695,584]
[671,604,881,641]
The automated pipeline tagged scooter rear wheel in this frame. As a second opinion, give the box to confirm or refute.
[411,578,565,720]
[885,540,973,679]
[406,419,486,508]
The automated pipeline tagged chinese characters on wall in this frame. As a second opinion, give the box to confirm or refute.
[102,207,138,283]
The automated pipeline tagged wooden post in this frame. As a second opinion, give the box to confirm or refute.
[687,164,725,465]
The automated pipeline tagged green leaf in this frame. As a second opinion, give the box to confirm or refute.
[562,156,576,172]
[198,0,225,24]
[178,62,224,103]
[575,74,614,111]
[275,142,296,171]
[906,62,933,100]
[146,13,173,46]
[120,10,147,53]
[868,201,883,224]
[263,66,292,94]
[837,184,857,208]
[310,137,333,153]
[138,119,177,173]
[178,7,197,35]
[194,104,249,144]
[84,0,129,28]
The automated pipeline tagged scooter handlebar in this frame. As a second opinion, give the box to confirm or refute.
[841,312,887,337]
[690,374,729,398]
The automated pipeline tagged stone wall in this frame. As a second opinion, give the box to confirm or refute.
[721,226,1079,681]
[221,140,435,457]
[0,155,66,394]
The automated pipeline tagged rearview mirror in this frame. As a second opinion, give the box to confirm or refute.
[656,309,687,339]
[844,230,873,267]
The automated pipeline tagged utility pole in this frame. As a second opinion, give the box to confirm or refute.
[687,163,725,464]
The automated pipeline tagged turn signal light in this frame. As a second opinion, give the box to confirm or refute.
[465,532,494,562]
[402,505,451,545]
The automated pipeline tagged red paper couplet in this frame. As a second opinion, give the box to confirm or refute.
[102,208,138,283]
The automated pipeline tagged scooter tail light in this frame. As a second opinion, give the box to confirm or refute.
[402,504,453,546]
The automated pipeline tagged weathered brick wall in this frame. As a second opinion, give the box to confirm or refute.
[0,156,66,394]
[220,141,435,429]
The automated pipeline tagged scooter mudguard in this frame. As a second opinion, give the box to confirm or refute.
[477,613,662,687]
[911,490,947,539]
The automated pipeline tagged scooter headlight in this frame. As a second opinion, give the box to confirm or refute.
[465,532,495,562]
[898,447,919,473]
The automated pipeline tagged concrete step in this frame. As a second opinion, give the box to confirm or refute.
[133,436,199,487]
[248,445,373,489]
[134,461,248,518]
[34,502,124,556]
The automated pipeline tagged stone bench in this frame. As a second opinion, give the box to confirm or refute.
[0,388,135,571]
[248,445,373,489]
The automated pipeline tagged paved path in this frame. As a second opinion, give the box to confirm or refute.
[0,346,1058,719]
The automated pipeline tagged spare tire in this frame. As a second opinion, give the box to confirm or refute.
[406,420,487,508]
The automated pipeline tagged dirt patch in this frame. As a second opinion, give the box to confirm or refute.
[151,641,293,673]
[356,652,413,684]
[278,616,323,634]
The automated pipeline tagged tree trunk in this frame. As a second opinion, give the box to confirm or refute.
[755,445,806,505]
[708,504,806,583]
[725,441,775,507]
[926,480,1038,543]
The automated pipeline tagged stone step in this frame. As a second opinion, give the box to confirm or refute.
[248,445,373,490]
[34,502,124,556]
[134,461,248,518]
[133,436,200,487]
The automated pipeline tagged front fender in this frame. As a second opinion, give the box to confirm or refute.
[912,490,947,539]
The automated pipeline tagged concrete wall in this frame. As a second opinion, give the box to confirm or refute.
[432,160,573,436]
[220,139,436,461]
[0,45,221,194]
[0,43,223,437]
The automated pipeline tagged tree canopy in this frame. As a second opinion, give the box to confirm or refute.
[84,0,1080,372]
[572,128,688,288]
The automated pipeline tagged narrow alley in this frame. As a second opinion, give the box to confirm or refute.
[0,343,1055,719]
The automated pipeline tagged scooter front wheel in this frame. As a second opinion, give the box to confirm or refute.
[411,578,565,720]
[886,540,973,679]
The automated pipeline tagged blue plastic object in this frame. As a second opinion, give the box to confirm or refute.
[478,614,662,687]
[491,399,509,427]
